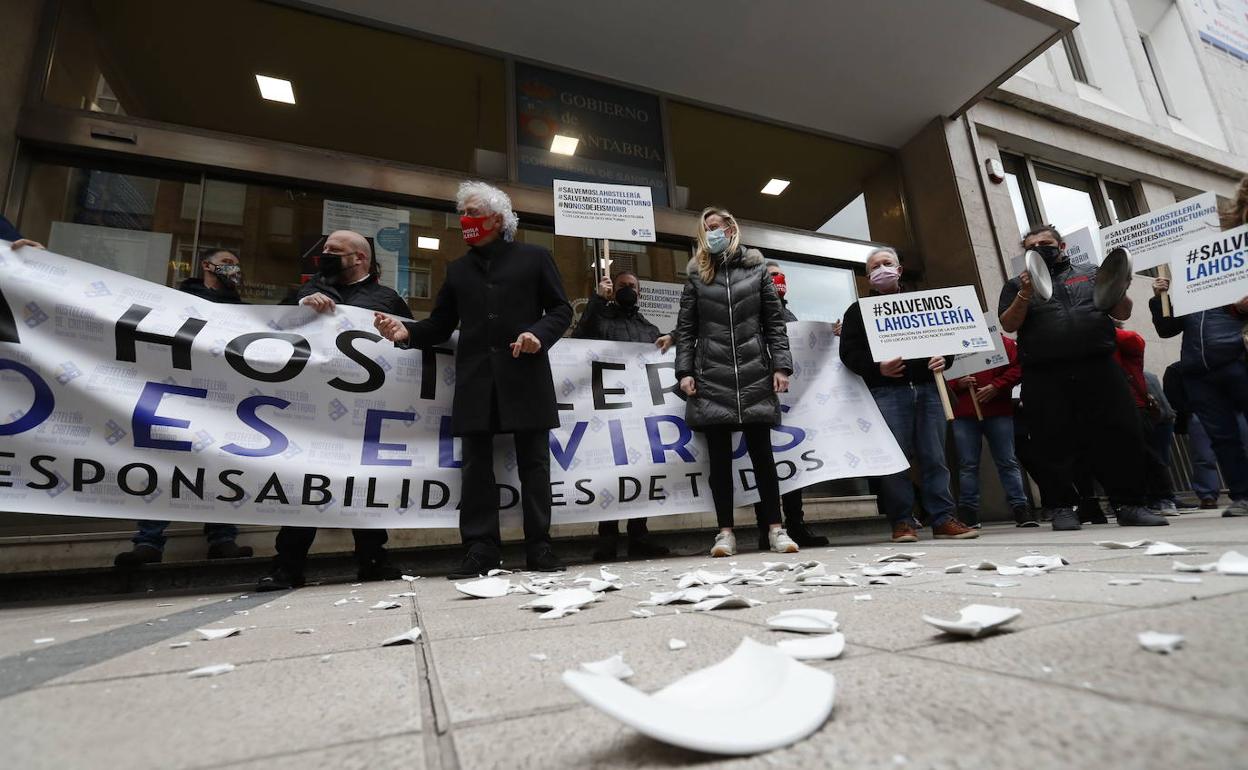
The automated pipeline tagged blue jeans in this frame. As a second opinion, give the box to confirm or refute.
[871,383,955,528]
[1185,359,1248,501]
[1187,413,1248,500]
[133,520,239,551]
[952,414,1028,512]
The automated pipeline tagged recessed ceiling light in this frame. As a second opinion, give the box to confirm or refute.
[417,237,440,250]
[550,134,579,156]
[255,75,296,104]
[761,178,791,196]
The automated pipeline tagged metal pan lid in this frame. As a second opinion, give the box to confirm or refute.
[1024,250,1053,302]
[1094,247,1133,312]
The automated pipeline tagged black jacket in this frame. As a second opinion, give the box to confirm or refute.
[779,298,798,323]
[839,296,952,388]
[296,275,413,318]
[997,259,1114,366]
[400,239,572,436]
[180,277,246,304]
[573,294,661,343]
[1163,361,1193,434]
[674,248,792,429]
[1150,296,1246,375]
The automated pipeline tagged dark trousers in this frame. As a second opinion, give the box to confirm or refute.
[274,526,388,572]
[1138,409,1174,504]
[1022,356,1147,508]
[459,429,553,557]
[1185,359,1248,501]
[598,518,649,539]
[754,489,804,527]
[705,424,781,530]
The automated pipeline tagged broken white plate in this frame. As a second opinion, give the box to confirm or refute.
[922,604,1021,638]
[380,627,423,646]
[875,552,925,562]
[776,633,846,661]
[852,594,872,602]
[966,579,1020,588]
[1093,540,1153,550]
[861,564,917,577]
[690,596,763,612]
[1137,631,1184,654]
[563,637,835,756]
[196,628,241,641]
[486,568,513,576]
[799,576,858,587]
[944,564,968,574]
[668,638,687,651]
[971,560,1001,570]
[521,588,599,614]
[793,563,827,580]
[1107,579,1143,586]
[1216,550,1248,576]
[1173,560,1217,573]
[401,574,421,582]
[575,578,621,593]
[455,577,512,599]
[187,663,235,678]
[995,566,1046,577]
[734,575,784,588]
[630,609,654,619]
[1138,574,1202,584]
[677,569,735,588]
[169,641,191,649]
[580,653,635,679]
[539,606,583,620]
[766,608,840,634]
[1015,555,1067,570]
[370,601,402,611]
[530,653,548,662]
[865,577,893,586]
[1144,542,1204,556]
[778,587,807,595]
[600,567,620,582]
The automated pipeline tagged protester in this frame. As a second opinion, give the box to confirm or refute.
[998,224,1167,530]
[748,261,829,548]
[114,248,255,567]
[1112,322,1178,514]
[375,182,573,577]
[1150,280,1248,518]
[257,230,412,590]
[1163,362,1244,508]
[673,207,796,557]
[1143,370,1194,511]
[950,333,1035,527]
[840,247,978,543]
[573,270,672,561]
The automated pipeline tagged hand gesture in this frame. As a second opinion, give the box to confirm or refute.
[679,376,697,396]
[773,371,789,393]
[373,313,409,343]
[655,334,673,353]
[510,331,542,357]
[880,357,905,378]
[301,292,336,314]
[597,276,614,300]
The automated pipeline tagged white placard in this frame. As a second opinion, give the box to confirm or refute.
[554,180,656,242]
[322,201,410,296]
[1190,0,1248,62]
[1167,224,1248,317]
[859,286,994,362]
[638,280,683,335]
[0,243,906,528]
[1099,192,1221,271]
[1063,226,1102,268]
[943,310,1009,381]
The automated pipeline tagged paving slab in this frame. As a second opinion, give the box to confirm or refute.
[222,732,426,770]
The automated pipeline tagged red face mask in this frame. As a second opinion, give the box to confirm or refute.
[460,214,493,245]
[770,272,787,297]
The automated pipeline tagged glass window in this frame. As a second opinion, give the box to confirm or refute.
[1062,32,1091,84]
[1140,34,1179,118]
[45,0,508,176]
[1033,163,1109,237]
[1000,154,1040,235]
[1104,181,1140,223]
[765,257,859,324]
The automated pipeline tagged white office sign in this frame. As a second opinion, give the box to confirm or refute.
[1099,192,1221,271]
[553,180,656,242]
[1166,224,1248,317]
[859,286,994,362]
[943,310,1009,381]
[1063,226,1102,268]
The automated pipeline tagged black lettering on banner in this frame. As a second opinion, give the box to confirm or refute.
[0,450,13,487]
[619,476,641,503]
[550,480,565,507]
[0,283,19,344]
[329,331,386,393]
[226,333,311,383]
[738,468,757,492]
[685,471,701,497]
[172,466,206,500]
[118,463,158,497]
[776,460,797,481]
[303,474,332,506]
[73,458,105,491]
[27,455,58,489]
[255,472,290,504]
[648,475,667,501]
[646,362,686,405]
[216,469,246,502]
[115,305,206,371]
[573,478,594,505]
[801,450,824,472]
[365,477,387,508]
[419,347,454,401]
[499,484,519,509]
[422,480,449,508]
[591,361,632,409]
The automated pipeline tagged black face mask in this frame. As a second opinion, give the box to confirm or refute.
[317,253,346,282]
[614,285,638,308]
[1035,244,1062,265]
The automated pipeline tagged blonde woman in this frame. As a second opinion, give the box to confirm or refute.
[674,207,796,556]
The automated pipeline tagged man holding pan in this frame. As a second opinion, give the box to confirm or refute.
[998,224,1167,531]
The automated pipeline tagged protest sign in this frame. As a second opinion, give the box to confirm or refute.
[554,180,656,242]
[943,310,1009,381]
[1166,224,1248,317]
[858,286,994,362]
[1099,192,1220,272]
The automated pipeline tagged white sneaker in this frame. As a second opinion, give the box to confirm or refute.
[1157,500,1180,517]
[769,527,800,554]
[710,531,737,557]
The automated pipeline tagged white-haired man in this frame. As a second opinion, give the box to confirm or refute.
[375,182,573,577]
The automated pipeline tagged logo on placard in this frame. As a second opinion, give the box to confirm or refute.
[104,420,128,445]
[23,303,48,328]
[856,418,872,433]
[55,362,83,385]
[328,399,349,421]
[84,281,111,297]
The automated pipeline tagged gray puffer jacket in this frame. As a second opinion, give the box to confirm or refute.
[674,247,793,429]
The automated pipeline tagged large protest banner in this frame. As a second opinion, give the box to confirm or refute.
[0,244,907,529]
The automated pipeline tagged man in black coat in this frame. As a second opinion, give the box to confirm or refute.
[574,270,672,561]
[257,230,413,591]
[114,248,255,568]
[375,182,572,578]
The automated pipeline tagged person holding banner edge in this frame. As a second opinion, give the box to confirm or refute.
[998,224,1167,531]
[674,207,798,557]
[256,230,413,591]
[839,247,979,543]
[374,182,573,578]
[574,270,674,562]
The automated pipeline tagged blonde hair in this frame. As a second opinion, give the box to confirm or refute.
[693,207,742,283]
[1222,176,1248,230]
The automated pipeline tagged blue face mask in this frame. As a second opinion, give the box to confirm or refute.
[706,228,729,255]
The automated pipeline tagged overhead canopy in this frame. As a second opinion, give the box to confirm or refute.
[306,0,1077,148]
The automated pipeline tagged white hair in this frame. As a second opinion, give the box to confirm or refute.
[866,246,900,264]
[457,181,519,242]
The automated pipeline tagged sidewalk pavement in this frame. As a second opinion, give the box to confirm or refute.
[2,510,1246,770]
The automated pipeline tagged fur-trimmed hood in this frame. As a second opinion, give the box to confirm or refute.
[686,247,765,277]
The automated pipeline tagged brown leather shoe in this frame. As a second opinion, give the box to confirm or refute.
[1200,498,1218,510]
[891,522,919,543]
[933,518,980,539]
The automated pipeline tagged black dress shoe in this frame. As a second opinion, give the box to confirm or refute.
[526,546,565,573]
[114,544,162,568]
[1051,507,1082,531]
[256,566,305,591]
[358,562,403,582]
[447,550,501,580]
[626,537,670,559]
[785,521,830,547]
[592,536,620,562]
[1077,500,1109,525]
[1012,505,1039,528]
[206,541,254,559]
